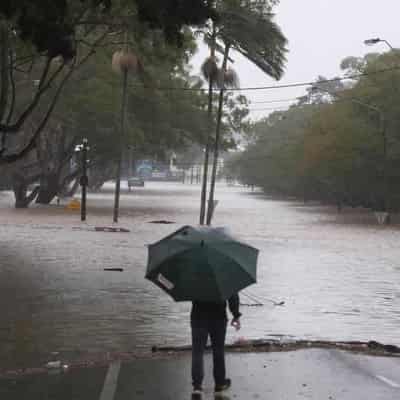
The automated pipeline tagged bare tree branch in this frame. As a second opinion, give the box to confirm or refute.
[0,57,63,134]
[14,54,38,69]
[0,28,111,164]
[0,63,73,164]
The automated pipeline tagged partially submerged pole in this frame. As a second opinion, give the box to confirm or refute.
[113,68,128,223]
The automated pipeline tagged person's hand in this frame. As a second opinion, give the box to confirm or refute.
[231,318,241,331]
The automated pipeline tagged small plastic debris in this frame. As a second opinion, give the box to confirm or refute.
[95,226,130,233]
[46,361,61,369]
[66,199,80,210]
[104,268,124,272]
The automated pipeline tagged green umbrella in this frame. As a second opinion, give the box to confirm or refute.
[145,225,259,302]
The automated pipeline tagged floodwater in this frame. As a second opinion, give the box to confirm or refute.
[0,182,399,369]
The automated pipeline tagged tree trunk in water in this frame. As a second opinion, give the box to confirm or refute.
[13,181,28,208]
[13,178,40,208]
[206,45,230,226]
[199,24,217,225]
[199,78,213,225]
[36,174,60,204]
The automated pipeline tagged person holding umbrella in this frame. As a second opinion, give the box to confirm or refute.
[146,225,259,397]
[191,293,242,396]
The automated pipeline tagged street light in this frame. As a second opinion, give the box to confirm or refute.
[364,38,394,50]
[75,138,89,222]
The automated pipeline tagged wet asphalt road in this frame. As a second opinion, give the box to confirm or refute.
[1,349,400,400]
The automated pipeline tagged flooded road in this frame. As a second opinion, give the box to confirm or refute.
[0,182,399,369]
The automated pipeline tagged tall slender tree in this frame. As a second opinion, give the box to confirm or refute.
[199,0,287,224]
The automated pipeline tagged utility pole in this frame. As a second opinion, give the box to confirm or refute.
[113,68,128,223]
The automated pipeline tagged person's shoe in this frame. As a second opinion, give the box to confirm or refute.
[215,378,231,395]
[192,386,203,397]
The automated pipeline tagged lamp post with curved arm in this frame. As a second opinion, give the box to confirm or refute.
[364,38,394,50]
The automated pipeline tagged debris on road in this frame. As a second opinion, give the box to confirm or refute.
[104,268,124,272]
[95,226,130,233]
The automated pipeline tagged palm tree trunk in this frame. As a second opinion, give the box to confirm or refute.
[199,24,217,225]
[206,44,230,225]
[113,68,128,223]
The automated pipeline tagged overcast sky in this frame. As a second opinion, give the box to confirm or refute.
[190,0,399,120]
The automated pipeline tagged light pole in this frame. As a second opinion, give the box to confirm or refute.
[111,43,138,223]
[364,38,394,50]
[75,138,89,221]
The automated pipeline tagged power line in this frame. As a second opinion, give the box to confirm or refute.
[248,80,390,105]
[250,97,300,104]
[232,66,400,92]
[249,105,291,112]
[128,65,400,93]
[248,91,393,113]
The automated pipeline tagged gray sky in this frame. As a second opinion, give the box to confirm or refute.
[191,0,399,120]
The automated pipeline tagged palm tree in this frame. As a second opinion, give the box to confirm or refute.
[204,45,239,225]
[199,23,218,225]
[199,1,287,225]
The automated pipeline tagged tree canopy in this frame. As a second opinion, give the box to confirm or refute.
[0,1,215,58]
[226,51,400,212]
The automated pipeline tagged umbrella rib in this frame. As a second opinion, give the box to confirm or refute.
[206,252,224,302]
[211,239,259,252]
[207,244,258,285]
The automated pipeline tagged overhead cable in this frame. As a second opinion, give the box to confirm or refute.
[129,65,400,93]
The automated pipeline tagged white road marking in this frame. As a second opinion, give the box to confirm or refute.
[99,361,121,400]
[376,375,400,388]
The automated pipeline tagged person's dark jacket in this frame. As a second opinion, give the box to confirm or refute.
[191,294,242,321]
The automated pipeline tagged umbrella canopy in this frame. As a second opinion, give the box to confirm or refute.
[145,225,259,302]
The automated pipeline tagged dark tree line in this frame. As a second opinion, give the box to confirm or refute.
[226,51,400,214]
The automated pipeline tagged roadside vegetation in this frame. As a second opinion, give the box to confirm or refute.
[1,1,282,209]
[226,52,400,214]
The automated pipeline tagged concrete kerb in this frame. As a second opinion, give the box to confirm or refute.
[1,339,399,381]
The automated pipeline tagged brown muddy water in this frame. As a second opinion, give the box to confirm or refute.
[0,182,399,369]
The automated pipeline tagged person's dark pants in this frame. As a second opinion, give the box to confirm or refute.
[191,318,227,388]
